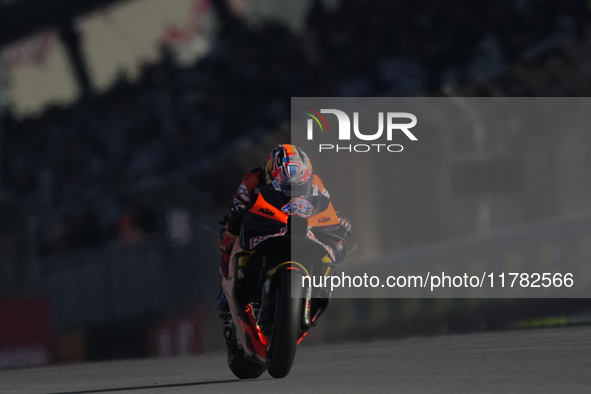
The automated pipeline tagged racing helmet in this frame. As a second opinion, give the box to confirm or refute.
[264,144,313,196]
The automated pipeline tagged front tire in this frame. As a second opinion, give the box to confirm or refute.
[266,271,304,378]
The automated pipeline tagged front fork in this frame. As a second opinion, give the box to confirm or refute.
[257,272,315,334]
[302,285,313,330]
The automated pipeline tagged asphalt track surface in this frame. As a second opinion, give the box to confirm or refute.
[2,326,590,394]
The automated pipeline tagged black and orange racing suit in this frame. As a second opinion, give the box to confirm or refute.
[218,166,334,278]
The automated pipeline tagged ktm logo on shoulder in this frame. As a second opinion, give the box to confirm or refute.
[318,216,331,223]
[259,208,275,217]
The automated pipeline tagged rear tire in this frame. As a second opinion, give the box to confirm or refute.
[267,272,304,378]
[227,331,266,379]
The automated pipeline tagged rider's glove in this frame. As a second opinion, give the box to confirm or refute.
[227,203,246,220]
[337,212,353,236]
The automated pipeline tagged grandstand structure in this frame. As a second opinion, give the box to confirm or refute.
[0,0,127,95]
[1,0,591,364]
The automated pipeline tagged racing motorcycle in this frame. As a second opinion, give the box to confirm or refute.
[220,181,348,379]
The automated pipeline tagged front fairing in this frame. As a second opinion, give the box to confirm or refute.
[241,183,347,263]
[240,184,290,251]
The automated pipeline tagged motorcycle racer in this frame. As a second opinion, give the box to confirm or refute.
[217,144,352,311]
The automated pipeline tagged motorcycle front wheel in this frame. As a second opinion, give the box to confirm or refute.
[266,270,304,378]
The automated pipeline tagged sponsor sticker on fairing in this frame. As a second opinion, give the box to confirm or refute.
[281,197,314,217]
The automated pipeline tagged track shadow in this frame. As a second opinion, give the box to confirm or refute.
[47,378,262,394]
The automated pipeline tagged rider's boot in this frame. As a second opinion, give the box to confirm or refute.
[218,288,230,312]
[217,232,234,313]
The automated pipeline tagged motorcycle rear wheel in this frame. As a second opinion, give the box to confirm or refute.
[227,333,266,379]
[266,271,304,378]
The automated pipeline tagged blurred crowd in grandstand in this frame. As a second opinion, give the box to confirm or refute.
[0,0,590,260]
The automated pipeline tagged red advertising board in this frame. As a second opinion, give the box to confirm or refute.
[0,298,51,369]
[148,311,204,358]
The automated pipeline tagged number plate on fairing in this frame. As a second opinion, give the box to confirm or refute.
[281,198,314,218]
